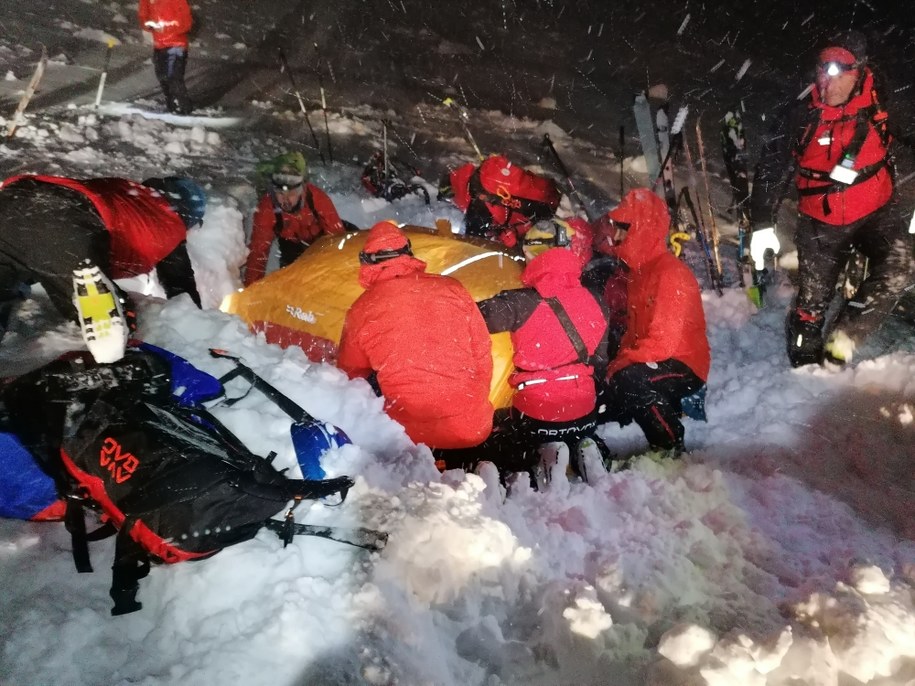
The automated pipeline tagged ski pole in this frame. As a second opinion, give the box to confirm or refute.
[694,118,724,283]
[277,48,325,165]
[94,39,116,109]
[541,133,597,221]
[313,43,334,164]
[618,125,625,200]
[6,46,48,139]
[443,97,485,161]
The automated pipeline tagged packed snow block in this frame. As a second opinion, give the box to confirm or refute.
[0,432,60,520]
[222,226,524,409]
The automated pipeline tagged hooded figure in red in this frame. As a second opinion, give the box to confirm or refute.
[337,222,494,449]
[598,189,710,454]
[750,30,915,367]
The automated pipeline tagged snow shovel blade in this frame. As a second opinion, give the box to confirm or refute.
[290,419,351,480]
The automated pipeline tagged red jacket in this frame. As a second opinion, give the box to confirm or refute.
[244,184,345,285]
[337,255,494,449]
[449,155,561,247]
[480,248,610,422]
[608,190,710,381]
[138,0,192,50]
[795,69,893,225]
[1,174,187,278]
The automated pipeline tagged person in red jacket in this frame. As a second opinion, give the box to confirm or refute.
[597,189,710,455]
[469,246,613,478]
[337,222,494,449]
[749,30,915,366]
[243,152,346,286]
[138,0,193,114]
[0,174,204,361]
[439,154,562,249]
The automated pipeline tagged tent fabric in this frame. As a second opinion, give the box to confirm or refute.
[222,225,524,408]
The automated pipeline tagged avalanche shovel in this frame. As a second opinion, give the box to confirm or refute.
[209,349,351,480]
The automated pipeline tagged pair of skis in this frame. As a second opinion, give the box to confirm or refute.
[634,92,724,296]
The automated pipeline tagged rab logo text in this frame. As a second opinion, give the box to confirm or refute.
[99,437,140,484]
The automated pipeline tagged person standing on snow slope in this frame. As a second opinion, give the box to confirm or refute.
[438,154,562,250]
[438,233,614,480]
[336,221,494,450]
[596,189,710,456]
[749,30,915,367]
[138,0,194,115]
[243,152,346,286]
[0,175,205,361]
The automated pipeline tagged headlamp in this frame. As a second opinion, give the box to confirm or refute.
[272,173,305,191]
[818,61,857,77]
[358,242,413,265]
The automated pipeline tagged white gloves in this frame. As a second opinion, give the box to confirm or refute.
[750,227,780,271]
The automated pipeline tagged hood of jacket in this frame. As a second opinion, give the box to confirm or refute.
[611,189,670,270]
[358,254,427,289]
[521,247,584,297]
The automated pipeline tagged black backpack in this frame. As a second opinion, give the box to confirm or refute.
[2,350,355,615]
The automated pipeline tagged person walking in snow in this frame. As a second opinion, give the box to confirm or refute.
[243,152,346,286]
[469,243,614,478]
[438,154,562,249]
[0,174,205,362]
[337,221,494,450]
[597,189,710,456]
[139,0,194,115]
[749,30,915,367]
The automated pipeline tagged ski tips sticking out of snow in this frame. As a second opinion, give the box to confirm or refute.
[633,92,661,181]
[671,106,689,136]
[72,262,128,364]
[6,46,48,139]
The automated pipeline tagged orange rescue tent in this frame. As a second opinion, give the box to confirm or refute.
[221,223,523,408]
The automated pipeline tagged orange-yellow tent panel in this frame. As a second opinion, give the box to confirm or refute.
[222,225,523,408]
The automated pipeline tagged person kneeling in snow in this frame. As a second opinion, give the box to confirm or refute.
[243,152,346,286]
[0,174,205,362]
[438,154,561,249]
[464,238,615,479]
[336,221,494,450]
[597,189,710,456]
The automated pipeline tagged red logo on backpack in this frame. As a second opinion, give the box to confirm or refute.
[99,437,139,484]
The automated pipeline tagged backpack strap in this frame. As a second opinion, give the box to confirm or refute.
[545,297,591,365]
[109,524,150,616]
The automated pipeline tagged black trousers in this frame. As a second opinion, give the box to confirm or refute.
[153,47,192,115]
[597,359,704,451]
[792,201,915,347]
[434,406,599,475]
[0,182,111,325]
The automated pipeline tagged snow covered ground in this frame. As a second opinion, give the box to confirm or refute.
[2,1,915,685]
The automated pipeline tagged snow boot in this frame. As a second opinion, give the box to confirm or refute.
[571,437,614,484]
[72,261,127,364]
[786,311,824,368]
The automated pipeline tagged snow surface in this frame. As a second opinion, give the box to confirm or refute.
[1,1,914,685]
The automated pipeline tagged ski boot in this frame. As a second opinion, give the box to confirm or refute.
[72,261,127,364]
[570,436,615,484]
[786,310,824,368]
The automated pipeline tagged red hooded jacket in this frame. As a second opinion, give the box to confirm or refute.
[479,248,610,422]
[1,174,188,278]
[244,185,345,285]
[337,250,494,449]
[138,0,192,50]
[795,68,893,225]
[607,189,710,381]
